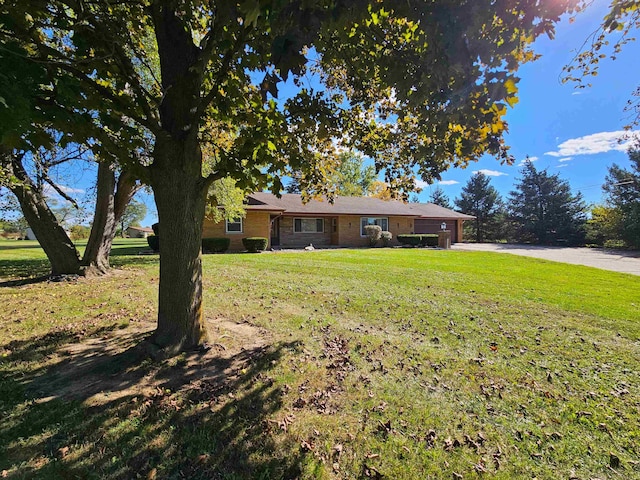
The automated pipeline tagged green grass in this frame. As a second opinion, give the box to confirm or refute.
[1,240,639,479]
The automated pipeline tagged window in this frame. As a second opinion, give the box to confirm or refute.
[360,217,388,236]
[226,217,243,233]
[294,218,324,233]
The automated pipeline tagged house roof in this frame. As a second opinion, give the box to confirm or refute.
[247,192,473,219]
[407,203,475,220]
[127,226,154,232]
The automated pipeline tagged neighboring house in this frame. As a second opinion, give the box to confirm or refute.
[126,226,154,238]
[26,227,72,241]
[203,193,474,251]
[25,228,38,241]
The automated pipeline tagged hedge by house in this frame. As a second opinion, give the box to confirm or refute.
[202,237,230,253]
[242,237,268,253]
[147,235,159,252]
[148,222,160,252]
[397,234,439,247]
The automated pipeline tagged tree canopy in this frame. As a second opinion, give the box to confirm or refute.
[285,151,376,197]
[119,200,148,236]
[1,0,582,355]
[331,152,376,197]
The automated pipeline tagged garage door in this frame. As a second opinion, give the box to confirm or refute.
[414,219,457,243]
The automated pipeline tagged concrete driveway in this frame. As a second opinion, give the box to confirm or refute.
[451,243,640,276]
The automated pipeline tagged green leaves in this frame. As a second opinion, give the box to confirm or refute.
[5,0,582,197]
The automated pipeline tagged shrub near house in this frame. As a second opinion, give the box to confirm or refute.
[202,238,230,253]
[242,237,268,253]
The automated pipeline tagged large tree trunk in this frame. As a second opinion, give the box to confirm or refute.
[144,3,211,356]
[82,162,138,274]
[5,152,82,275]
[148,135,209,356]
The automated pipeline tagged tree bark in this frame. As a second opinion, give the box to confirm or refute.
[143,3,211,356]
[82,162,139,274]
[4,152,83,275]
[148,134,209,356]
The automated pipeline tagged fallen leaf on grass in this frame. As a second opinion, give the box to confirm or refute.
[57,446,70,458]
[444,437,461,451]
[377,420,392,435]
[425,429,437,447]
[333,443,343,459]
[361,464,384,479]
[300,440,314,452]
[474,461,487,473]
[610,453,620,469]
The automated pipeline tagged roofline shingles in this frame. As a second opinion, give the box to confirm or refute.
[246,192,474,219]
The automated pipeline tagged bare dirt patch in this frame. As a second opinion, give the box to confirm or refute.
[23,316,271,406]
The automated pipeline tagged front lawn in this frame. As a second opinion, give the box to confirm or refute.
[1,241,638,479]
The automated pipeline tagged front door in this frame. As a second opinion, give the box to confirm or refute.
[270,216,280,246]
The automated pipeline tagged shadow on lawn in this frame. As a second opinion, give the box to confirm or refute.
[0,243,158,287]
[0,243,48,251]
[0,258,51,284]
[0,327,302,479]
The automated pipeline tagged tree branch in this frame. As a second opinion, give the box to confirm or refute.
[196,28,247,119]
[203,169,226,188]
[21,34,162,136]
[42,174,80,209]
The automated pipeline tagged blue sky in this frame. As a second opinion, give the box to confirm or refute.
[416,3,639,207]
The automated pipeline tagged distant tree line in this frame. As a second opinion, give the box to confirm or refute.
[586,145,640,249]
[436,145,640,249]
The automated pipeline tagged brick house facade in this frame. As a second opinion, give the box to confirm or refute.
[202,193,474,251]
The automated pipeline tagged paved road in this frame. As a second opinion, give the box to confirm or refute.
[451,243,640,276]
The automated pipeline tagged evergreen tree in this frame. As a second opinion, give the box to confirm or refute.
[508,161,587,245]
[284,173,302,194]
[455,173,503,242]
[428,186,452,209]
[602,146,640,248]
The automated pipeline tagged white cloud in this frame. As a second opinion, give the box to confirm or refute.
[60,185,85,194]
[472,169,508,177]
[545,130,639,157]
[558,157,573,162]
[415,179,459,188]
[517,156,539,166]
[556,164,568,168]
[571,91,585,96]
[42,184,85,198]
